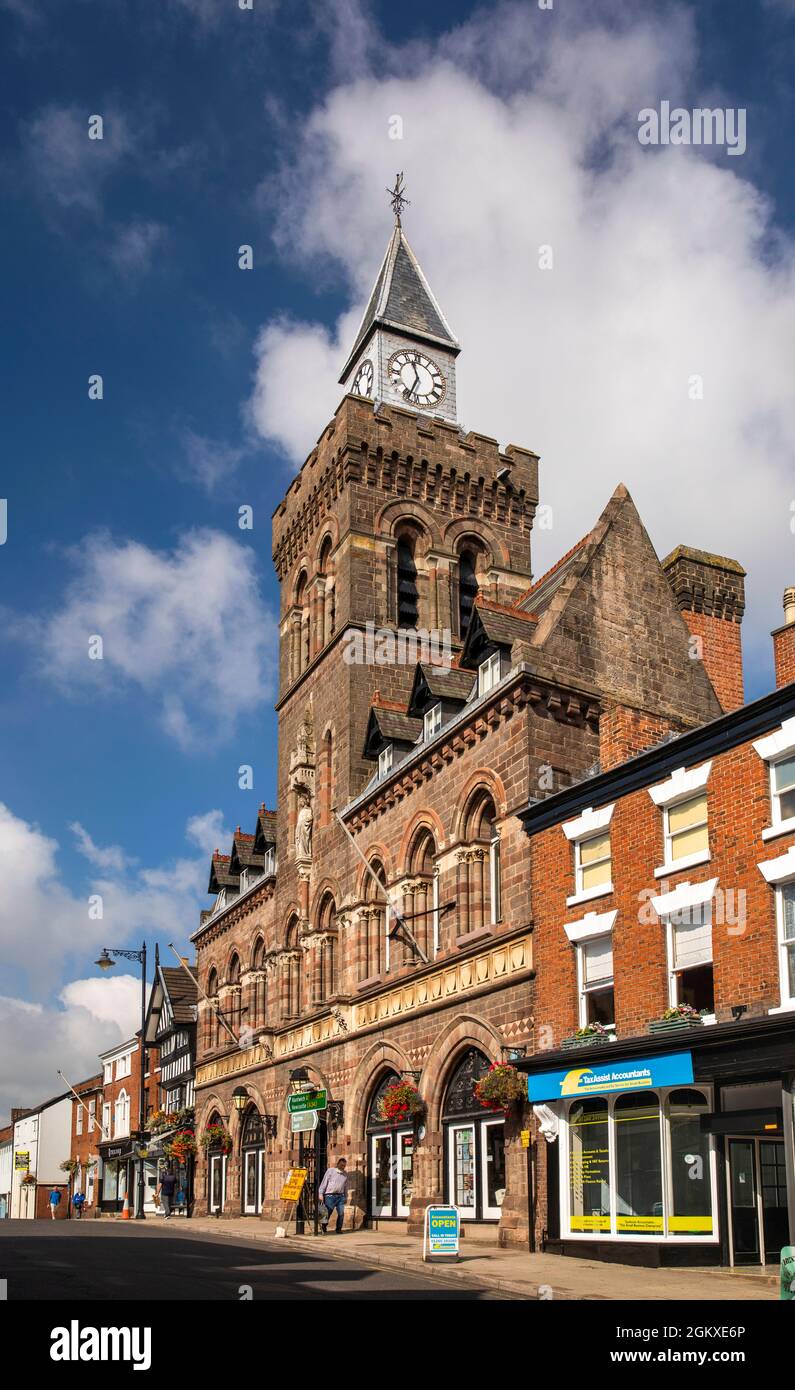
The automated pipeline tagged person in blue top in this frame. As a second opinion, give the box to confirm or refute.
[49,1188,62,1220]
[72,1191,86,1218]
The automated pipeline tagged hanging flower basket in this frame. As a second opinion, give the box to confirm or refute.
[376,1081,425,1125]
[59,1159,79,1176]
[200,1123,232,1153]
[21,1172,36,1186]
[167,1129,197,1162]
[473,1063,525,1112]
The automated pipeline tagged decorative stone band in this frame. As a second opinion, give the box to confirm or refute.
[194,933,532,1089]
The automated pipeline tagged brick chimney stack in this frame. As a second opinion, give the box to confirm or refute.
[772,587,795,689]
[661,546,746,712]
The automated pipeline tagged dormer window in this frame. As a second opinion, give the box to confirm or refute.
[263,847,276,878]
[239,869,248,893]
[424,703,442,741]
[478,652,500,697]
[378,746,393,780]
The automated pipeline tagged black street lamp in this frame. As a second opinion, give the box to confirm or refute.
[95,943,148,1221]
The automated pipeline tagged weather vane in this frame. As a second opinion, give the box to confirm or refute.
[387,172,410,226]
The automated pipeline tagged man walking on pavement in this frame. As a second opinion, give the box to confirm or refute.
[157,1168,177,1219]
[48,1187,62,1220]
[318,1157,348,1233]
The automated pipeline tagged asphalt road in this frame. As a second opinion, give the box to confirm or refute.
[0,1221,498,1301]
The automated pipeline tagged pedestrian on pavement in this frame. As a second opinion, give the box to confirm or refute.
[157,1168,177,1219]
[72,1191,86,1219]
[48,1188,62,1220]
[318,1157,348,1233]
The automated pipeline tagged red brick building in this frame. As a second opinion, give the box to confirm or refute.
[519,606,795,1266]
[96,1036,158,1215]
[190,207,750,1242]
[68,1074,103,1214]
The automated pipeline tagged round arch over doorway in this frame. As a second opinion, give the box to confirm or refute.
[442,1048,506,1222]
[240,1106,265,1216]
[365,1070,416,1221]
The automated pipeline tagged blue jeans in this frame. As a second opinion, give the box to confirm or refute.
[322,1193,345,1231]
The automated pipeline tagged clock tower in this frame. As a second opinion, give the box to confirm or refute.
[339,175,460,423]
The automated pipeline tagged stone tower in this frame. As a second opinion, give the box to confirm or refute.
[270,205,540,929]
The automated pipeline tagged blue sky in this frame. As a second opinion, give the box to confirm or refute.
[1,0,794,1114]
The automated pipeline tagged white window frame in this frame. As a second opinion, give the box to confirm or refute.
[88,1099,96,1133]
[378,745,393,780]
[754,717,795,841]
[116,1053,131,1080]
[76,1105,83,1136]
[478,652,500,698]
[651,879,717,1020]
[665,903,714,1014]
[489,826,501,925]
[575,934,615,1029]
[775,883,795,1011]
[563,804,615,907]
[565,910,618,1032]
[114,1089,130,1139]
[559,1085,718,1244]
[661,791,710,875]
[103,1062,113,1085]
[102,1103,111,1139]
[757,846,795,1013]
[424,703,442,741]
[649,762,712,877]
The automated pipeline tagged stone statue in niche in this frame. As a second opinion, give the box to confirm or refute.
[295,792,313,860]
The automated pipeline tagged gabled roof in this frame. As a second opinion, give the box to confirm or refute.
[208,852,239,894]
[340,224,460,384]
[160,966,199,1024]
[363,705,423,759]
[253,805,277,854]
[408,662,475,715]
[229,828,264,875]
[460,599,538,669]
[517,535,590,616]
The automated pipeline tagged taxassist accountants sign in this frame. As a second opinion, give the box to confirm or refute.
[527,1052,694,1103]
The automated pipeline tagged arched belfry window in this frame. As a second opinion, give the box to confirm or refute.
[397,537,418,630]
[459,548,479,636]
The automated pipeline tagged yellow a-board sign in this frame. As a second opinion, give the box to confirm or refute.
[280,1167,308,1202]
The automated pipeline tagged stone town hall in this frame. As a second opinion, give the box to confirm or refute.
[191,190,743,1241]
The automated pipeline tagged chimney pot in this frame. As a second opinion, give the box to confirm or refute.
[784,587,795,627]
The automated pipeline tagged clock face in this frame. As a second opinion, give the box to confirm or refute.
[388,349,446,408]
[352,358,374,397]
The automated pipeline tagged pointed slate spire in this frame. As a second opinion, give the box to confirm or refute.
[339,223,460,386]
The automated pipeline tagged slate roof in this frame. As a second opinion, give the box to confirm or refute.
[160,965,199,1023]
[340,225,460,384]
[460,600,538,668]
[363,705,423,758]
[409,662,475,712]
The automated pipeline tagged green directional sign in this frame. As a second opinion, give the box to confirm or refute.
[287,1088,327,1115]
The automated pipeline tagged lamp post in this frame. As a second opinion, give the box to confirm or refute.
[95,943,147,1221]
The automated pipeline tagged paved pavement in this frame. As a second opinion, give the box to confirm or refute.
[0,1220,501,1301]
[183,1215,778,1301]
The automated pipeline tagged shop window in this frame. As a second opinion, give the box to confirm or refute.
[615,1093,663,1234]
[668,1089,713,1235]
[778,883,795,1006]
[578,933,614,1027]
[664,792,709,868]
[772,755,795,827]
[568,1098,610,1232]
[442,1049,504,1221]
[367,1071,414,1220]
[478,651,500,697]
[575,831,612,897]
[667,902,714,1014]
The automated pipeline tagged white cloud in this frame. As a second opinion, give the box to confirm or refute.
[108,219,167,278]
[22,104,136,216]
[0,979,140,1123]
[186,808,233,856]
[28,528,276,748]
[177,427,246,493]
[247,2,795,682]
[70,822,132,874]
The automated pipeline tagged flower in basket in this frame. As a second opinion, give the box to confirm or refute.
[473,1063,526,1112]
[59,1158,79,1175]
[167,1129,197,1162]
[21,1172,36,1185]
[574,1022,610,1039]
[376,1081,425,1124]
[200,1122,232,1152]
[661,1004,704,1021]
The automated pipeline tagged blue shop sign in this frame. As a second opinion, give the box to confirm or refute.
[527,1051,694,1103]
